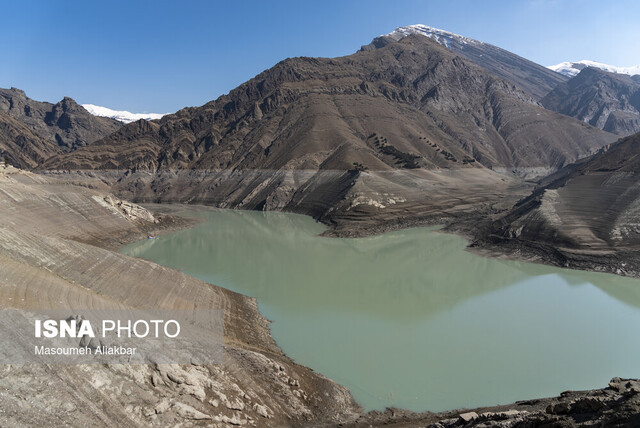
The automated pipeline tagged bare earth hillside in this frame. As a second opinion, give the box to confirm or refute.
[1,166,638,426]
[475,131,640,277]
[0,167,359,427]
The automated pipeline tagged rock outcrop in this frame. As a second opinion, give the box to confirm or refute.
[348,377,640,427]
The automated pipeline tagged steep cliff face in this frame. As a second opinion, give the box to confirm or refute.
[0,87,122,152]
[541,67,640,136]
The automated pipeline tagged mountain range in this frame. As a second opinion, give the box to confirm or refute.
[0,87,122,151]
[44,34,611,173]
[31,32,617,235]
[3,25,639,263]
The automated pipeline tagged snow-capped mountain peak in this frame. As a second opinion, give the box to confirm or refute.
[548,60,640,78]
[372,24,565,100]
[81,104,167,124]
[382,24,481,48]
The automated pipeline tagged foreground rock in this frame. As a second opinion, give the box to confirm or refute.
[346,378,640,427]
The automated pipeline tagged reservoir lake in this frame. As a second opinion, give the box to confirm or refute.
[121,209,640,412]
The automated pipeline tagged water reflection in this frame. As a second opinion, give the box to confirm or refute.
[122,208,640,412]
[126,210,534,320]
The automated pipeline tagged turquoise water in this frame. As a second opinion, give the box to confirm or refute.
[122,209,640,412]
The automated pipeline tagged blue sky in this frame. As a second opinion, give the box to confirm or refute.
[3,0,639,113]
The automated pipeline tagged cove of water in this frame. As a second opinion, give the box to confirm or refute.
[121,208,640,412]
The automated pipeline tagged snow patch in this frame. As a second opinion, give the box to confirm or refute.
[81,104,168,124]
[548,60,640,77]
[382,24,481,47]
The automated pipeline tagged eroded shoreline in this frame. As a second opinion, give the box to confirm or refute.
[1,168,638,427]
[122,204,640,427]
[0,169,361,427]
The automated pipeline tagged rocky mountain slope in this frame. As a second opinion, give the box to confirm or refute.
[0,112,61,168]
[475,131,640,276]
[366,25,568,100]
[40,35,615,234]
[44,34,609,174]
[0,87,121,157]
[541,67,640,136]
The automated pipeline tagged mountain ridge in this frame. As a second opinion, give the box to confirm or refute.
[0,112,61,168]
[364,25,568,100]
[541,67,640,136]
[38,34,615,237]
[43,35,614,173]
[0,87,122,166]
[475,130,640,276]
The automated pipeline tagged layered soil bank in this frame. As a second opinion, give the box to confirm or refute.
[37,168,533,240]
[0,167,638,427]
[470,133,640,279]
[0,167,358,427]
